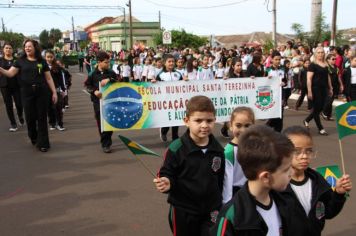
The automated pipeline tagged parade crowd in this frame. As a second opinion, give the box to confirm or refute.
[0,39,355,236]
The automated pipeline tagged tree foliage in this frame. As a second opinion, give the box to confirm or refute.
[0,31,25,50]
[39,28,62,49]
[153,29,208,49]
[290,13,344,47]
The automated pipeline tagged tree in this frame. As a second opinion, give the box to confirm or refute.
[290,13,345,48]
[153,29,208,49]
[49,28,62,47]
[0,31,25,50]
[39,28,62,49]
[291,23,305,43]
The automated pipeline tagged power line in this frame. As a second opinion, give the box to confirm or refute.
[142,0,250,10]
[0,3,124,10]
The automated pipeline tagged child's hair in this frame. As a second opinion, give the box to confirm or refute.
[228,57,242,77]
[186,95,215,117]
[238,125,294,180]
[271,50,281,58]
[186,58,197,73]
[230,106,255,124]
[282,125,312,139]
[96,51,110,62]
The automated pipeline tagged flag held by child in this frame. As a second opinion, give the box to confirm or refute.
[335,101,356,139]
[316,165,342,191]
[118,135,160,157]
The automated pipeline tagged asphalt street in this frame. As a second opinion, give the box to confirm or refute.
[0,66,355,236]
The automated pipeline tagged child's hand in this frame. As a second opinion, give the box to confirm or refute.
[153,177,171,193]
[335,174,352,194]
[100,78,110,87]
[151,79,157,83]
[94,90,102,99]
[268,75,273,79]
[250,76,255,79]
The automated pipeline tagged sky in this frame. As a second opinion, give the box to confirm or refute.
[0,0,354,36]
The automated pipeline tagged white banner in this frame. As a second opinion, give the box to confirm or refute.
[101,77,281,131]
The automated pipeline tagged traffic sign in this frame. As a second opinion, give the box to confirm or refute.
[162,30,172,44]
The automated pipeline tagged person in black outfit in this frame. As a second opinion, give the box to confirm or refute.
[295,58,312,110]
[0,42,24,131]
[154,96,225,236]
[322,54,344,120]
[246,52,265,78]
[303,47,333,136]
[45,50,66,131]
[0,39,58,152]
[84,51,94,74]
[56,59,72,109]
[84,51,118,153]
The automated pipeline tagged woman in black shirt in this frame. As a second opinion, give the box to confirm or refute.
[0,39,58,152]
[0,42,24,131]
[303,47,333,135]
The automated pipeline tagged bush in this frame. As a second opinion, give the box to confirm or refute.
[62,55,79,66]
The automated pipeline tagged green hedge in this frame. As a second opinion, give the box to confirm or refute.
[62,55,79,66]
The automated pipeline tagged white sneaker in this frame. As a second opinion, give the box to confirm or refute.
[284,106,289,110]
[9,126,18,132]
[50,125,56,131]
[56,125,66,131]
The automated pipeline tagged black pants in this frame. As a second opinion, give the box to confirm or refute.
[305,87,328,131]
[161,126,179,140]
[323,86,339,117]
[1,87,23,126]
[78,58,84,72]
[22,86,50,148]
[93,102,113,148]
[266,106,284,132]
[295,87,312,109]
[350,85,356,101]
[168,206,214,236]
[282,88,292,107]
[48,92,64,127]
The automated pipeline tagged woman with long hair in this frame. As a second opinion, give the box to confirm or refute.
[0,42,24,131]
[303,47,333,135]
[0,39,57,152]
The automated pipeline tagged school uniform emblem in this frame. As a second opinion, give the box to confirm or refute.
[255,86,275,111]
[210,210,219,223]
[315,201,325,219]
[212,156,221,172]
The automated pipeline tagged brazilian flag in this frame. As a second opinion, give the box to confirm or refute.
[118,135,160,157]
[335,101,356,139]
[316,165,342,191]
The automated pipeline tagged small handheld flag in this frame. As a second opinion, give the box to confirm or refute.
[118,135,160,157]
[335,101,356,140]
[316,165,342,191]
[118,135,160,178]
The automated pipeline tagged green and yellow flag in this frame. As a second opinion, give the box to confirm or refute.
[118,135,160,157]
[335,101,356,139]
[316,165,342,191]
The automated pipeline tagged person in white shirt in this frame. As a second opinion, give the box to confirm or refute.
[183,58,198,81]
[197,55,214,80]
[215,61,225,79]
[132,57,143,82]
[142,57,154,82]
[120,59,131,82]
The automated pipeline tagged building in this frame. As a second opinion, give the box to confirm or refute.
[61,26,88,51]
[85,15,160,51]
[212,32,294,49]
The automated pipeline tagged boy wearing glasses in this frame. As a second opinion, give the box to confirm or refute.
[282,126,352,236]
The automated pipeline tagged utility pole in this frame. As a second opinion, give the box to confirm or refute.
[128,0,133,49]
[272,0,277,48]
[311,0,322,32]
[72,16,76,51]
[1,17,5,32]
[330,0,338,46]
[158,10,161,30]
[123,7,127,50]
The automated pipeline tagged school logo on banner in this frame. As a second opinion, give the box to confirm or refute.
[255,86,275,111]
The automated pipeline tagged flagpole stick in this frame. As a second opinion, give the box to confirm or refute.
[338,139,346,174]
[134,155,157,178]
